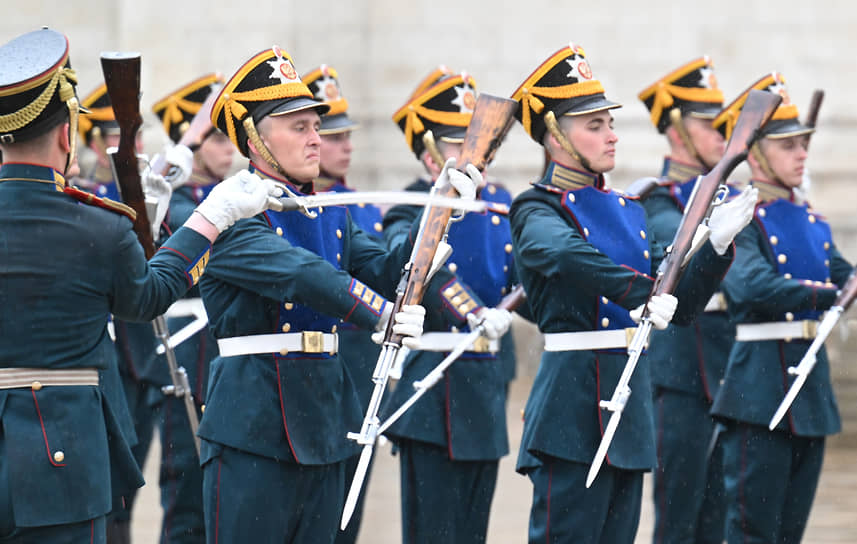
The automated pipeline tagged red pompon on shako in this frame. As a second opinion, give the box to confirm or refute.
[63,185,137,222]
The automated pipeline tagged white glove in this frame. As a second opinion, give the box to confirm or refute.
[467,308,513,340]
[195,170,284,233]
[708,186,758,255]
[140,164,172,240]
[160,144,194,189]
[371,304,426,349]
[630,293,678,330]
[435,157,478,201]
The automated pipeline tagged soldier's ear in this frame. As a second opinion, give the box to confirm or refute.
[59,122,71,154]
[664,125,682,148]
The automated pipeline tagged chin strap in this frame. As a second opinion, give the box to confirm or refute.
[750,143,779,184]
[668,107,712,171]
[422,130,447,175]
[243,116,291,180]
[544,110,595,173]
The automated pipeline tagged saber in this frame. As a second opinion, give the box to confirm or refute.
[269,190,509,216]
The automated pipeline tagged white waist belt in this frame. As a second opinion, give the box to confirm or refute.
[704,292,728,313]
[410,332,499,353]
[0,368,100,389]
[735,320,818,342]
[217,332,339,357]
[543,328,636,352]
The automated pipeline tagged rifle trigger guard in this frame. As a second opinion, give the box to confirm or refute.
[712,184,730,207]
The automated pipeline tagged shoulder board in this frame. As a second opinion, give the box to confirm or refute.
[531,182,564,194]
[622,176,660,199]
[63,186,137,222]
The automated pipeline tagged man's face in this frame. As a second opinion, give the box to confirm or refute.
[196,131,234,180]
[319,130,353,179]
[563,110,618,173]
[760,135,809,188]
[684,116,725,167]
[259,109,322,183]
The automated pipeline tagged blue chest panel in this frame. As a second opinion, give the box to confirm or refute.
[188,184,215,203]
[446,188,513,308]
[327,183,384,239]
[757,199,833,320]
[93,181,120,201]
[265,207,349,336]
[668,177,739,212]
[562,186,650,330]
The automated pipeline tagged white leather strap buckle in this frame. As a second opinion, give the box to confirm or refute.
[704,292,728,313]
[735,320,818,342]
[217,332,338,356]
[408,332,499,353]
[543,328,637,352]
[0,368,99,390]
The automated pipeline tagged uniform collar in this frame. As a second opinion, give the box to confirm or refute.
[543,161,603,190]
[0,162,67,189]
[750,179,793,203]
[314,173,344,192]
[249,162,314,195]
[188,170,219,187]
[660,157,705,183]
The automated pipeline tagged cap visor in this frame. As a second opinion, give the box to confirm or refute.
[269,97,330,117]
[562,96,622,117]
[319,113,359,135]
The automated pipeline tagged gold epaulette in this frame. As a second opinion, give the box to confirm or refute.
[63,186,137,222]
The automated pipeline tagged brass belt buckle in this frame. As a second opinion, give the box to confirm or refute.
[801,320,818,339]
[301,331,324,353]
[472,336,491,353]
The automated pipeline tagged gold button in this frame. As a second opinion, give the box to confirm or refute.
[784,273,792,279]
[276,227,283,236]
[583,227,590,237]
[504,243,513,254]
[31,381,42,391]
[601,296,609,305]
[331,325,337,334]
[284,302,294,310]
[644,250,650,260]
[824,260,830,267]
[770,235,778,245]
[824,242,830,250]
[449,263,458,273]
[503,265,508,272]
[201,404,206,413]
[459,305,470,314]
[282,323,291,332]
[444,287,457,297]
[452,296,462,305]
[778,254,787,264]
[451,326,459,333]
[618,197,626,207]
[785,312,794,321]
[719,379,725,386]
[488,185,496,194]
[520,408,525,419]
[640,230,646,240]
[501,287,507,295]
[53,451,64,463]
[759,209,766,218]
[357,203,365,208]
[826,279,832,285]
[601,317,610,328]
[336,229,342,239]
[336,253,341,262]
[808,215,816,223]
[491,215,500,226]
[374,223,382,233]
[279,348,289,356]
[569,193,576,203]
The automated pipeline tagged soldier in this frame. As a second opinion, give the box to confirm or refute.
[710,73,853,544]
[507,43,756,542]
[380,71,516,544]
[195,45,480,543]
[125,72,231,544]
[299,64,382,544]
[636,57,730,543]
[76,80,196,544]
[0,27,278,544]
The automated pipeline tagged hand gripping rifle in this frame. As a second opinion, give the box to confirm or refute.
[768,272,857,429]
[340,94,517,530]
[377,285,526,436]
[585,89,782,488]
[101,53,201,456]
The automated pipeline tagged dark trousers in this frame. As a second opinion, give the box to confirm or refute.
[721,422,825,544]
[334,453,373,544]
[652,387,725,544]
[202,443,344,544]
[527,456,643,544]
[399,439,499,544]
[0,516,106,544]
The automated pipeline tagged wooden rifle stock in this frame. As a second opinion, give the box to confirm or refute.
[386,94,517,345]
[149,80,222,176]
[100,52,153,258]
[651,89,781,298]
